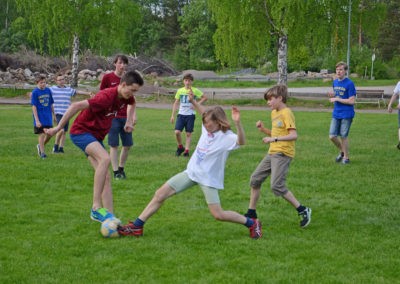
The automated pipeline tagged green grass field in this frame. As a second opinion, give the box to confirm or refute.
[0,105,399,283]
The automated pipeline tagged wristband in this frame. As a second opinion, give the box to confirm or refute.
[274,137,278,142]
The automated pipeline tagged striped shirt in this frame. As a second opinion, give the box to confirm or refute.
[50,85,77,115]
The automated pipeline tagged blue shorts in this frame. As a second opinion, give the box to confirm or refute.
[56,114,69,132]
[175,114,195,133]
[70,133,104,155]
[329,117,353,138]
[108,118,133,147]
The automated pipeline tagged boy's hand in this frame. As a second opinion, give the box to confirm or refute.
[188,88,194,102]
[44,127,58,136]
[256,120,264,130]
[231,106,240,122]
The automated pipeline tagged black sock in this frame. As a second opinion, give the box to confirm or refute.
[245,209,257,219]
[113,170,119,175]
[118,167,124,173]
[296,205,306,213]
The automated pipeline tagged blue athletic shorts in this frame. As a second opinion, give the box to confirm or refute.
[108,118,133,147]
[329,117,353,138]
[70,133,104,155]
[56,114,69,132]
[174,114,195,133]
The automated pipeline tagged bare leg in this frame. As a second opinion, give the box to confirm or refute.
[185,132,192,151]
[341,137,350,159]
[329,135,342,152]
[282,190,300,208]
[86,142,113,212]
[138,183,176,221]
[248,187,261,210]
[208,204,247,224]
[175,130,182,146]
[109,146,119,172]
[119,146,131,168]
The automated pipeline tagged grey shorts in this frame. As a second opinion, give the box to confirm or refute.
[167,172,221,204]
[250,153,292,196]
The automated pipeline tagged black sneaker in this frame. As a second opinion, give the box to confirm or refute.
[58,147,64,153]
[335,152,344,162]
[176,147,184,156]
[299,207,312,228]
[53,145,59,153]
[119,169,126,179]
[397,142,400,150]
[114,172,122,180]
[183,151,189,157]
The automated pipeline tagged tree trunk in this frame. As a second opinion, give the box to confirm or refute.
[71,34,80,88]
[277,34,288,85]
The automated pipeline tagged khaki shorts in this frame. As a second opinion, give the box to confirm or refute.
[167,172,221,204]
[250,153,292,196]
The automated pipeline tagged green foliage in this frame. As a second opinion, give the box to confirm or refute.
[1,105,399,282]
[0,17,29,52]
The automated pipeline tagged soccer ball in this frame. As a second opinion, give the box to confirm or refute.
[100,217,121,238]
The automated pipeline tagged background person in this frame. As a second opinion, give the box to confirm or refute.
[170,73,207,157]
[327,61,356,164]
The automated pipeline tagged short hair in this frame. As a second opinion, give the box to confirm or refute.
[336,61,348,71]
[202,106,230,133]
[264,84,288,103]
[121,70,144,86]
[114,54,129,65]
[183,73,194,81]
[35,75,47,83]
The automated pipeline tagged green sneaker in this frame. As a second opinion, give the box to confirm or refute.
[90,208,114,223]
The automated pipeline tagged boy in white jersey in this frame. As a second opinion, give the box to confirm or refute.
[244,85,311,230]
[119,91,262,239]
[50,74,93,153]
[170,73,207,157]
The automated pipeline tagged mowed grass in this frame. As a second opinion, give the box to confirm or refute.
[0,105,399,283]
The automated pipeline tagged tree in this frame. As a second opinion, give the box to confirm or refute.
[15,0,141,86]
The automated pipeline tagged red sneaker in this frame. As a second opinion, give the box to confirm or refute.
[249,218,262,239]
[118,222,143,237]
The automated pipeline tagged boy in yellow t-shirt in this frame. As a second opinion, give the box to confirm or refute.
[244,85,312,234]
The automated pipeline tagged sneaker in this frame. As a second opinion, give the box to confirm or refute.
[342,158,350,164]
[40,153,47,159]
[36,144,41,157]
[183,151,189,157]
[397,142,400,150]
[118,222,143,237]
[58,147,64,153]
[176,146,184,156]
[119,169,127,179]
[249,218,262,239]
[52,145,59,153]
[299,207,312,228]
[335,152,344,162]
[90,208,115,223]
[114,172,122,180]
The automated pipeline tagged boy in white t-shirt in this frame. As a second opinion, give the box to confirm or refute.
[387,81,400,149]
[119,91,262,239]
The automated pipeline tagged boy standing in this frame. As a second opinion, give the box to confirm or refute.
[327,61,356,164]
[31,75,55,159]
[100,54,132,180]
[244,85,311,231]
[387,80,400,149]
[45,70,143,223]
[50,74,93,153]
[170,73,207,157]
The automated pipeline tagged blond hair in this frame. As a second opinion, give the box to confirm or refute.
[264,85,288,103]
[202,106,230,132]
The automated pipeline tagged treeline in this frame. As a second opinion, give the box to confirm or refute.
[0,0,399,80]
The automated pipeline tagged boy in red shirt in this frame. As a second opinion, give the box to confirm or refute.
[45,70,143,223]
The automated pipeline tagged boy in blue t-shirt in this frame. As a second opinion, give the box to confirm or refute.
[31,75,55,159]
[327,62,356,164]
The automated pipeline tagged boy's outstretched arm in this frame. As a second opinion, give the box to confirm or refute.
[188,89,206,115]
[232,106,245,145]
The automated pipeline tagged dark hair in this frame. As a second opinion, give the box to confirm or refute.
[264,85,288,103]
[183,73,194,81]
[336,61,348,71]
[121,70,144,86]
[35,75,46,83]
[114,54,129,65]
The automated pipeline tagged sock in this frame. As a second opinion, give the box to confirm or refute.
[244,217,254,228]
[178,144,183,149]
[118,166,124,173]
[134,218,145,227]
[296,205,306,213]
[244,209,257,219]
[184,149,189,153]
